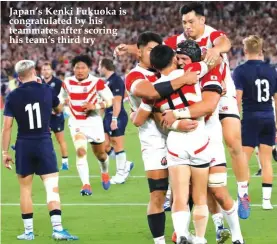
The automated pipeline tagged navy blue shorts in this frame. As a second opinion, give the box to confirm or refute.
[50,113,65,133]
[15,137,58,176]
[103,113,128,137]
[242,117,276,148]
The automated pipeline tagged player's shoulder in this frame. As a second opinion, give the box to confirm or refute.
[205,25,217,34]
[125,66,146,81]
[52,76,62,84]
[164,33,185,50]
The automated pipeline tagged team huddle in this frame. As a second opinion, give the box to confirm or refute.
[1,2,276,244]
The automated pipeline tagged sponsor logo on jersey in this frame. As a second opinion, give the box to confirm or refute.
[222,106,229,111]
[161,156,167,166]
[83,87,88,92]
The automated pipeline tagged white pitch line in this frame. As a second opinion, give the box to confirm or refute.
[59,175,277,178]
[1,203,276,207]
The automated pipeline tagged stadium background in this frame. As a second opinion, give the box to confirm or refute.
[1,1,277,243]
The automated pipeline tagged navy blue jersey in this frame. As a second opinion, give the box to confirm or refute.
[105,73,126,116]
[42,76,62,96]
[234,60,277,116]
[4,82,60,139]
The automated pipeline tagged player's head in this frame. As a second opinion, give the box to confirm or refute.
[137,31,163,68]
[176,40,202,68]
[72,55,92,81]
[150,45,177,72]
[41,62,53,79]
[180,2,205,39]
[98,58,115,76]
[14,60,36,82]
[243,35,263,58]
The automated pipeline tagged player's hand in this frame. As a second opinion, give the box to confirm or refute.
[161,110,176,128]
[204,47,220,66]
[64,98,69,105]
[178,119,198,132]
[2,152,14,170]
[114,44,128,56]
[82,102,96,112]
[183,68,198,85]
[110,120,118,130]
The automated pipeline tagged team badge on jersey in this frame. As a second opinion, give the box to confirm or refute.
[50,82,56,88]
[83,87,88,93]
[161,157,167,166]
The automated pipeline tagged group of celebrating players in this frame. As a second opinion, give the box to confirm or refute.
[2,2,276,244]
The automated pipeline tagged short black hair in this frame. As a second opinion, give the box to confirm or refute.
[150,45,175,71]
[72,55,92,68]
[180,2,204,16]
[137,31,163,48]
[100,58,115,71]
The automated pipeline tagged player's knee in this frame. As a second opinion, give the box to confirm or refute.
[208,173,227,188]
[75,139,87,157]
[43,176,60,203]
[148,178,168,206]
[95,151,107,162]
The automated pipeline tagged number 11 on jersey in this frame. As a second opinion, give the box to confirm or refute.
[25,103,42,129]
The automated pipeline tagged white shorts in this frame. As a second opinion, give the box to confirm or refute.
[166,130,211,168]
[218,95,240,117]
[142,147,168,171]
[68,116,105,144]
[206,114,227,167]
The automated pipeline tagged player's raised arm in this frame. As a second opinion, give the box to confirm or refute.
[205,30,231,64]
[114,43,139,57]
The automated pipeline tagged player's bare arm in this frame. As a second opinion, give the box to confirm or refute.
[236,90,243,114]
[133,69,198,100]
[205,35,231,64]
[111,95,123,130]
[162,90,221,127]
[1,116,14,170]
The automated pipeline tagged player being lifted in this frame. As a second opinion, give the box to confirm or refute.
[98,58,134,184]
[234,35,277,210]
[1,60,78,240]
[126,31,200,244]
[115,2,250,219]
[62,55,114,195]
[41,62,69,170]
[161,41,244,244]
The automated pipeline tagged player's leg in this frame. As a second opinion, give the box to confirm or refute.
[219,96,250,218]
[146,169,168,244]
[254,147,262,176]
[40,172,78,240]
[51,115,68,170]
[54,131,69,170]
[91,142,111,190]
[143,148,168,244]
[104,116,115,160]
[74,133,91,195]
[110,113,133,184]
[17,174,35,240]
[37,138,78,240]
[166,149,191,244]
[14,139,35,240]
[259,144,274,209]
[209,166,244,243]
[190,165,209,244]
[259,118,275,209]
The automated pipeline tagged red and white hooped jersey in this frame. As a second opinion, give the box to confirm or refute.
[125,65,166,150]
[63,74,106,121]
[164,25,235,96]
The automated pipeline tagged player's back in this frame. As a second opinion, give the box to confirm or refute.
[5,82,55,139]
[234,60,277,117]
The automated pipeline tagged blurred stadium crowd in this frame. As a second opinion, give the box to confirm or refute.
[1,1,277,97]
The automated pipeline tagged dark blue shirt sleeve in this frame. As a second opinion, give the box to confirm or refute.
[3,93,14,117]
[233,67,244,91]
[55,78,62,95]
[51,87,60,108]
[112,77,125,97]
[274,68,277,94]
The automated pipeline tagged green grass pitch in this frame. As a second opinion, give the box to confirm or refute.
[1,108,277,244]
